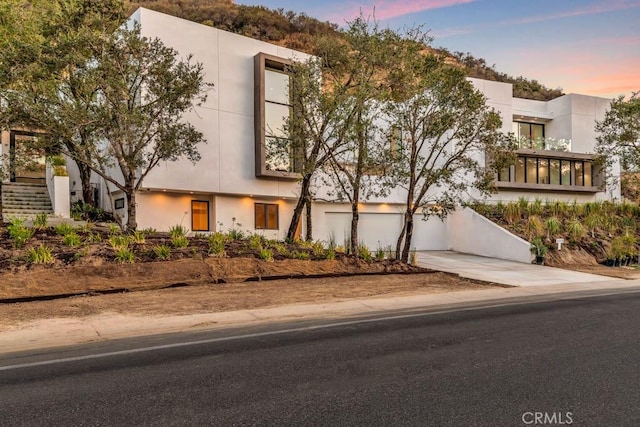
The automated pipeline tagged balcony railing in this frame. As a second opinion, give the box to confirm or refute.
[517,136,572,152]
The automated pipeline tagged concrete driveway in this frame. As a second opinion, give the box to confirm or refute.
[417,251,623,287]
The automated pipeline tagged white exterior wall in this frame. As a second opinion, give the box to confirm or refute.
[214,195,297,240]
[133,8,305,199]
[447,208,532,263]
[111,9,623,260]
[136,191,214,232]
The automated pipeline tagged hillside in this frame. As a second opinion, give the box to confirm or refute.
[128,0,563,101]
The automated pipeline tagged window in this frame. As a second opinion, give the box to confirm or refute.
[513,121,545,149]
[255,203,278,230]
[550,159,560,185]
[500,156,595,188]
[114,198,125,210]
[515,158,525,183]
[584,162,592,187]
[574,162,584,186]
[537,158,549,184]
[561,160,572,185]
[255,53,300,179]
[526,158,537,183]
[191,200,209,232]
[498,166,510,182]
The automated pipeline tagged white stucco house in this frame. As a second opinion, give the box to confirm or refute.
[1,7,619,262]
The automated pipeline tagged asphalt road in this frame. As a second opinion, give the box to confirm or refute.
[1,291,639,426]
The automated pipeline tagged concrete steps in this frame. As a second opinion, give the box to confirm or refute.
[1,182,53,221]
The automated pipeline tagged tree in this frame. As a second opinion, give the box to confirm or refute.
[283,53,353,241]
[283,22,378,242]
[384,52,514,262]
[284,17,399,246]
[72,24,210,230]
[595,93,640,182]
[0,0,127,205]
[320,18,395,253]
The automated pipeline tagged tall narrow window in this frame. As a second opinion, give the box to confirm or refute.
[574,162,584,186]
[498,166,510,182]
[515,158,525,183]
[255,53,299,179]
[526,158,537,183]
[584,162,592,187]
[255,203,278,230]
[550,159,560,185]
[537,158,549,184]
[264,68,292,172]
[191,201,209,232]
[561,160,572,185]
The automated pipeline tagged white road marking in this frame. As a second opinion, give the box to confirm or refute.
[1,288,638,372]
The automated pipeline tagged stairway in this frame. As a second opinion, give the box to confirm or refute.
[1,182,54,221]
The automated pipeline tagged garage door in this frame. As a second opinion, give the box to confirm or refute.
[324,212,403,250]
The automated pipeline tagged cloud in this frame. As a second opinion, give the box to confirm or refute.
[433,0,640,38]
[326,0,476,23]
[500,0,640,26]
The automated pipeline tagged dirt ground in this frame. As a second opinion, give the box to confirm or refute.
[0,257,429,300]
[544,247,640,279]
[0,272,497,330]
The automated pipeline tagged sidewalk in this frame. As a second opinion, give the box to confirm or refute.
[416,251,621,287]
[1,278,638,355]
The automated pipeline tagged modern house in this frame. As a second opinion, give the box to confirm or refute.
[0,8,620,262]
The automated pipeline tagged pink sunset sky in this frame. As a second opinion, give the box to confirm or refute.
[236,0,640,98]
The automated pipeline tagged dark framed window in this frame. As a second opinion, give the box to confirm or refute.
[502,156,594,187]
[513,121,545,149]
[526,158,537,183]
[255,203,278,230]
[515,157,525,183]
[561,160,572,185]
[550,159,560,185]
[537,158,549,184]
[254,52,300,180]
[114,198,125,210]
[498,166,510,182]
[191,200,209,232]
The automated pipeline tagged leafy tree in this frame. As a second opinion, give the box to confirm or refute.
[73,24,210,230]
[282,38,354,241]
[0,0,127,204]
[320,19,401,253]
[283,17,393,244]
[596,93,640,181]
[384,51,515,262]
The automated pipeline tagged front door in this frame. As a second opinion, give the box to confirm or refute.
[9,131,46,184]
